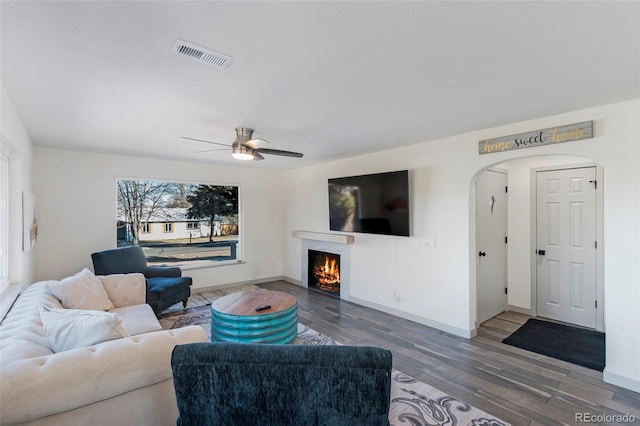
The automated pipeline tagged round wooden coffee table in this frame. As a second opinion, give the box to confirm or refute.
[210,289,298,344]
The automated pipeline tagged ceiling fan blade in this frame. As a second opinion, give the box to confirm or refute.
[255,148,303,158]
[181,136,231,147]
[184,129,299,161]
[194,148,231,153]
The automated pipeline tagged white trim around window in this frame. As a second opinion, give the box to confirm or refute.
[0,148,9,288]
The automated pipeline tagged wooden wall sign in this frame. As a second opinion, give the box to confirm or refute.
[478,121,593,155]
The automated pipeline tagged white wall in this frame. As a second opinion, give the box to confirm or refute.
[33,148,285,290]
[283,99,640,391]
[0,83,35,286]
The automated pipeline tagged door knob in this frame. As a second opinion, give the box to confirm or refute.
[537,249,546,256]
[478,251,486,257]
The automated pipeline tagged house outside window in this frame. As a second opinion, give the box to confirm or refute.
[141,223,151,233]
[186,222,198,230]
[163,223,173,233]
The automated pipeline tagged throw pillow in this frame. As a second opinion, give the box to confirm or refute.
[48,268,115,311]
[40,306,130,352]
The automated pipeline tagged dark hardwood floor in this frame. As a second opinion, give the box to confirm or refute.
[259,280,640,426]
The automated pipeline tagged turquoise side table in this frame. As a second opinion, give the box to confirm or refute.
[210,289,298,344]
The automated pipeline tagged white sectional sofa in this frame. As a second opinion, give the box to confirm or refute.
[0,271,207,426]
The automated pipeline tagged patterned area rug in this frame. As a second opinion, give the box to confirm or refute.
[160,287,510,426]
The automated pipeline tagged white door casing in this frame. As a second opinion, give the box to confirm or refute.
[477,170,508,325]
[536,167,597,329]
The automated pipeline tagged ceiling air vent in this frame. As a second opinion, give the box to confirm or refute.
[171,39,234,70]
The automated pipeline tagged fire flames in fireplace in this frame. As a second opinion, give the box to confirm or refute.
[309,251,340,294]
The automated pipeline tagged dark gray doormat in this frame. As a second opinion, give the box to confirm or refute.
[502,318,605,371]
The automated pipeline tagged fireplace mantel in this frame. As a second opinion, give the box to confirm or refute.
[292,230,354,245]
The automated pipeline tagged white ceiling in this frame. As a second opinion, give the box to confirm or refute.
[1,1,639,169]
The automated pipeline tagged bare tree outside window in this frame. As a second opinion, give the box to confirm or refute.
[117,180,179,245]
[116,179,240,266]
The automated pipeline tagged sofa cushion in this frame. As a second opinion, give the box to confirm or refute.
[0,281,62,366]
[40,306,130,352]
[48,268,115,311]
[98,273,146,308]
[111,304,162,336]
[0,340,53,367]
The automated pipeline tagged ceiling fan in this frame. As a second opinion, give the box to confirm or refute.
[182,127,303,161]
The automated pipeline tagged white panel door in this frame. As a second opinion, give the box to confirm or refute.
[536,167,597,328]
[477,170,508,325]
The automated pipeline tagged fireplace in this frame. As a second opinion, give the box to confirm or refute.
[296,232,351,301]
[307,250,341,296]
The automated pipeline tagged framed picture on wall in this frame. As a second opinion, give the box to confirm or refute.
[23,191,38,252]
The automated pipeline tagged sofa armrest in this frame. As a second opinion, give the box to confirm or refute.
[0,326,207,425]
[98,273,146,308]
[145,265,182,278]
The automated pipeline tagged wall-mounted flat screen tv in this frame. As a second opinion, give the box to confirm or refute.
[328,170,410,237]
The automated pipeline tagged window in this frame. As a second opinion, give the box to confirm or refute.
[116,179,240,267]
[0,151,9,286]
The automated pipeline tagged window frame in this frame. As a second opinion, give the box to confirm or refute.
[115,176,243,269]
[0,148,9,287]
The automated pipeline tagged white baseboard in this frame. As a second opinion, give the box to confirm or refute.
[603,368,640,393]
[282,277,302,287]
[506,305,532,315]
[348,295,473,339]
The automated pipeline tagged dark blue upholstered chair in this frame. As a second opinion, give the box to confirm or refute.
[91,245,191,316]
[171,342,392,426]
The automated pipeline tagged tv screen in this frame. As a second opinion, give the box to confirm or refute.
[328,170,410,237]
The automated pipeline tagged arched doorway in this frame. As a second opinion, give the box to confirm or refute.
[472,155,604,332]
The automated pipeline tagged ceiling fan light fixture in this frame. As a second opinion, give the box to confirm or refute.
[185,127,302,162]
[232,145,254,160]
[232,152,254,160]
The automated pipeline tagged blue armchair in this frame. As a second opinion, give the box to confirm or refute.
[91,245,191,316]
[171,342,392,426]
